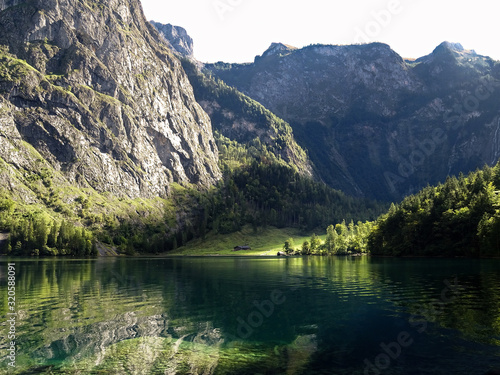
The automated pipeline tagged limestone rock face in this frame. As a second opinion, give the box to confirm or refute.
[151,22,315,179]
[0,0,220,198]
[150,21,194,59]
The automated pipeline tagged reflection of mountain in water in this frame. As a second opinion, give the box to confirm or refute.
[3,257,500,374]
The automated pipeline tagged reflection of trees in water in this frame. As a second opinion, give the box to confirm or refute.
[1,258,321,374]
[364,258,500,345]
[2,257,499,374]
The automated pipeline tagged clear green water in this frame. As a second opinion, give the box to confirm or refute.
[1,256,500,374]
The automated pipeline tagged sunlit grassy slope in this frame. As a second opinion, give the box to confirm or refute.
[167,225,326,256]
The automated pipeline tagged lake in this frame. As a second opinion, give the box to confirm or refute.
[1,256,499,374]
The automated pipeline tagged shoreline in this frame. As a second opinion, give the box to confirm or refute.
[2,253,500,259]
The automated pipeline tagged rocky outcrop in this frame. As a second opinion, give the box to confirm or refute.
[207,42,500,200]
[0,0,220,199]
[256,42,297,61]
[151,21,194,59]
[180,58,315,178]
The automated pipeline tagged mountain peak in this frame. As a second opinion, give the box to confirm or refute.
[257,42,297,60]
[415,41,478,65]
[432,41,478,57]
[151,21,194,58]
[436,41,465,53]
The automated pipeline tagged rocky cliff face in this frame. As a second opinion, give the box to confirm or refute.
[0,0,220,199]
[150,21,194,59]
[207,42,500,200]
[151,22,314,178]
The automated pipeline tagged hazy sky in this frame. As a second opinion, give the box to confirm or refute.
[141,0,500,63]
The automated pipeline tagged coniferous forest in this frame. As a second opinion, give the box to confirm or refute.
[281,162,500,258]
[368,163,500,257]
[3,157,500,257]
[0,157,385,256]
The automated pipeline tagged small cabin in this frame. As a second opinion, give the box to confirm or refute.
[233,245,251,251]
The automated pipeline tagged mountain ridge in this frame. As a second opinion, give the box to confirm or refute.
[150,21,194,59]
[152,20,316,178]
[206,41,500,200]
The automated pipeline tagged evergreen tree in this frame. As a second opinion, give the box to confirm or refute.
[301,240,311,255]
[284,238,295,254]
[325,225,337,254]
[310,234,321,252]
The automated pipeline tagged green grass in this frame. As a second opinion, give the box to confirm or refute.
[168,225,326,256]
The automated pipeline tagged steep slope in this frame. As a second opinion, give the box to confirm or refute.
[150,21,194,59]
[181,58,314,176]
[152,21,314,177]
[207,42,500,201]
[0,0,220,200]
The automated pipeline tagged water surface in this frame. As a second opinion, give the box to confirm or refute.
[1,256,499,374]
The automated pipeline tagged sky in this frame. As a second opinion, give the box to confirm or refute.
[140,0,500,63]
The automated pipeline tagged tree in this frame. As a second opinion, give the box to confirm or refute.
[47,221,59,248]
[325,225,337,254]
[283,238,295,254]
[34,214,51,250]
[334,226,348,254]
[301,240,311,255]
[310,233,321,252]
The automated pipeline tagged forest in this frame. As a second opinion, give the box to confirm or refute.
[3,158,500,257]
[282,162,500,258]
[0,139,385,256]
[368,163,500,257]
[0,191,97,256]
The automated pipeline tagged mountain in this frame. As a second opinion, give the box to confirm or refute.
[0,5,385,257]
[180,58,314,177]
[206,42,500,201]
[150,21,194,59]
[152,21,314,177]
[0,0,220,200]
[255,42,298,60]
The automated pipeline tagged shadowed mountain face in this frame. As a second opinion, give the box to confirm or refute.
[0,0,220,199]
[206,42,500,200]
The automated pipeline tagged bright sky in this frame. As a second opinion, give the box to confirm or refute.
[141,0,500,63]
